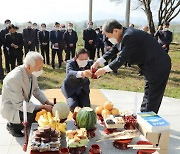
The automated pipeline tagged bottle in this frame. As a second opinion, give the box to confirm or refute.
[53,98,56,104]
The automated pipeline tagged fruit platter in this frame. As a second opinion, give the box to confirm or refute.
[95,101,137,130]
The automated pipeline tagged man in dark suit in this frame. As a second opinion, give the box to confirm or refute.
[23,21,36,55]
[92,20,171,114]
[50,22,63,69]
[154,22,173,53]
[5,25,23,70]
[39,23,50,65]
[83,21,97,60]
[0,19,11,73]
[95,28,104,58]
[60,24,67,61]
[103,35,117,74]
[64,23,78,61]
[33,23,40,52]
[0,32,4,79]
[61,49,93,112]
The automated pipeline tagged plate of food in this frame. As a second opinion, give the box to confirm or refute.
[66,128,89,153]
[31,126,61,152]
[104,115,125,129]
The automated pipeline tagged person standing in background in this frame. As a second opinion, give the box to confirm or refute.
[95,28,104,58]
[23,21,36,55]
[60,24,67,62]
[83,21,96,60]
[33,23,40,52]
[154,22,173,53]
[0,31,4,79]
[0,19,11,73]
[142,26,149,33]
[129,23,135,28]
[39,23,50,65]
[50,22,63,69]
[64,23,78,61]
[5,25,23,70]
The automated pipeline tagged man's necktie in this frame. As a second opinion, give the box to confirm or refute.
[29,77,32,100]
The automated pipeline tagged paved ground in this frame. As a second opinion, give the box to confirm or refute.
[0,89,179,154]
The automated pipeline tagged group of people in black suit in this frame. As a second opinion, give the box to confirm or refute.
[0,20,80,78]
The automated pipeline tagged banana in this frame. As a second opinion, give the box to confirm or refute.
[47,112,53,123]
[43,113,48,120]
[39,115,49,126]
[58,123,66,133]
[61,123,66,129]
[38,119,44,127]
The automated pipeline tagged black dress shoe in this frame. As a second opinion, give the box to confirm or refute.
[6,124,24,137]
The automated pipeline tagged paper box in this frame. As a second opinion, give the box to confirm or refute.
[137,123,170,150]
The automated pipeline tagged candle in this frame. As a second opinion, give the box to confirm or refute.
[23,101,27,122]
[133,92,138,116]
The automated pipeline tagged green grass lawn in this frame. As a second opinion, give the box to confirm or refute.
[0,44,180,99]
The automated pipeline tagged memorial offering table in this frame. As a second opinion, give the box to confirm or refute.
[28,121,159,154]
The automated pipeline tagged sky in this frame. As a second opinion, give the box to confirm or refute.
[0,0,179,25]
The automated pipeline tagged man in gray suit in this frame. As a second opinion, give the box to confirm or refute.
[23,21,36,55]
[1,52,53,137]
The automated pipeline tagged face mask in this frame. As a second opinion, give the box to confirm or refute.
[55,27,59,31]
[33,26,37,29]
[5,23,10,28]
[164,28,168,31]
[41,27,46,31]
[77,60,88,68]
[108,38,118,45]
[27,23,32,28]
[32,70,43,77]
[68,26,73,30]
[68,29,72,33]
[88,25,93,29]
[96,31,99,34]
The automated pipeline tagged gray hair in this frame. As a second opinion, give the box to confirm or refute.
[102,19,122,33]
[24,51,44,67]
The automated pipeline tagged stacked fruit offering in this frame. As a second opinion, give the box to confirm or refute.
[95,101,120,119]
[31,126,61,152]
[35,110,66,134]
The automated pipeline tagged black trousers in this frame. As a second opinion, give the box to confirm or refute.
[87,47,96,60]
[35,43,39,52]
[8,110,38,132]
[51,49,62,68]
[66,47,76,61]
[0,51,4,79]
[67,90,91,112]
[9,52,23,70]
[24,44,35,55]
[3,47,10,73]
[141,66,171,114]
[96,46,104,58]
[41,45,50,65]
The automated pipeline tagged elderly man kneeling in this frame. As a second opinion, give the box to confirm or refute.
[1,52,53,137]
